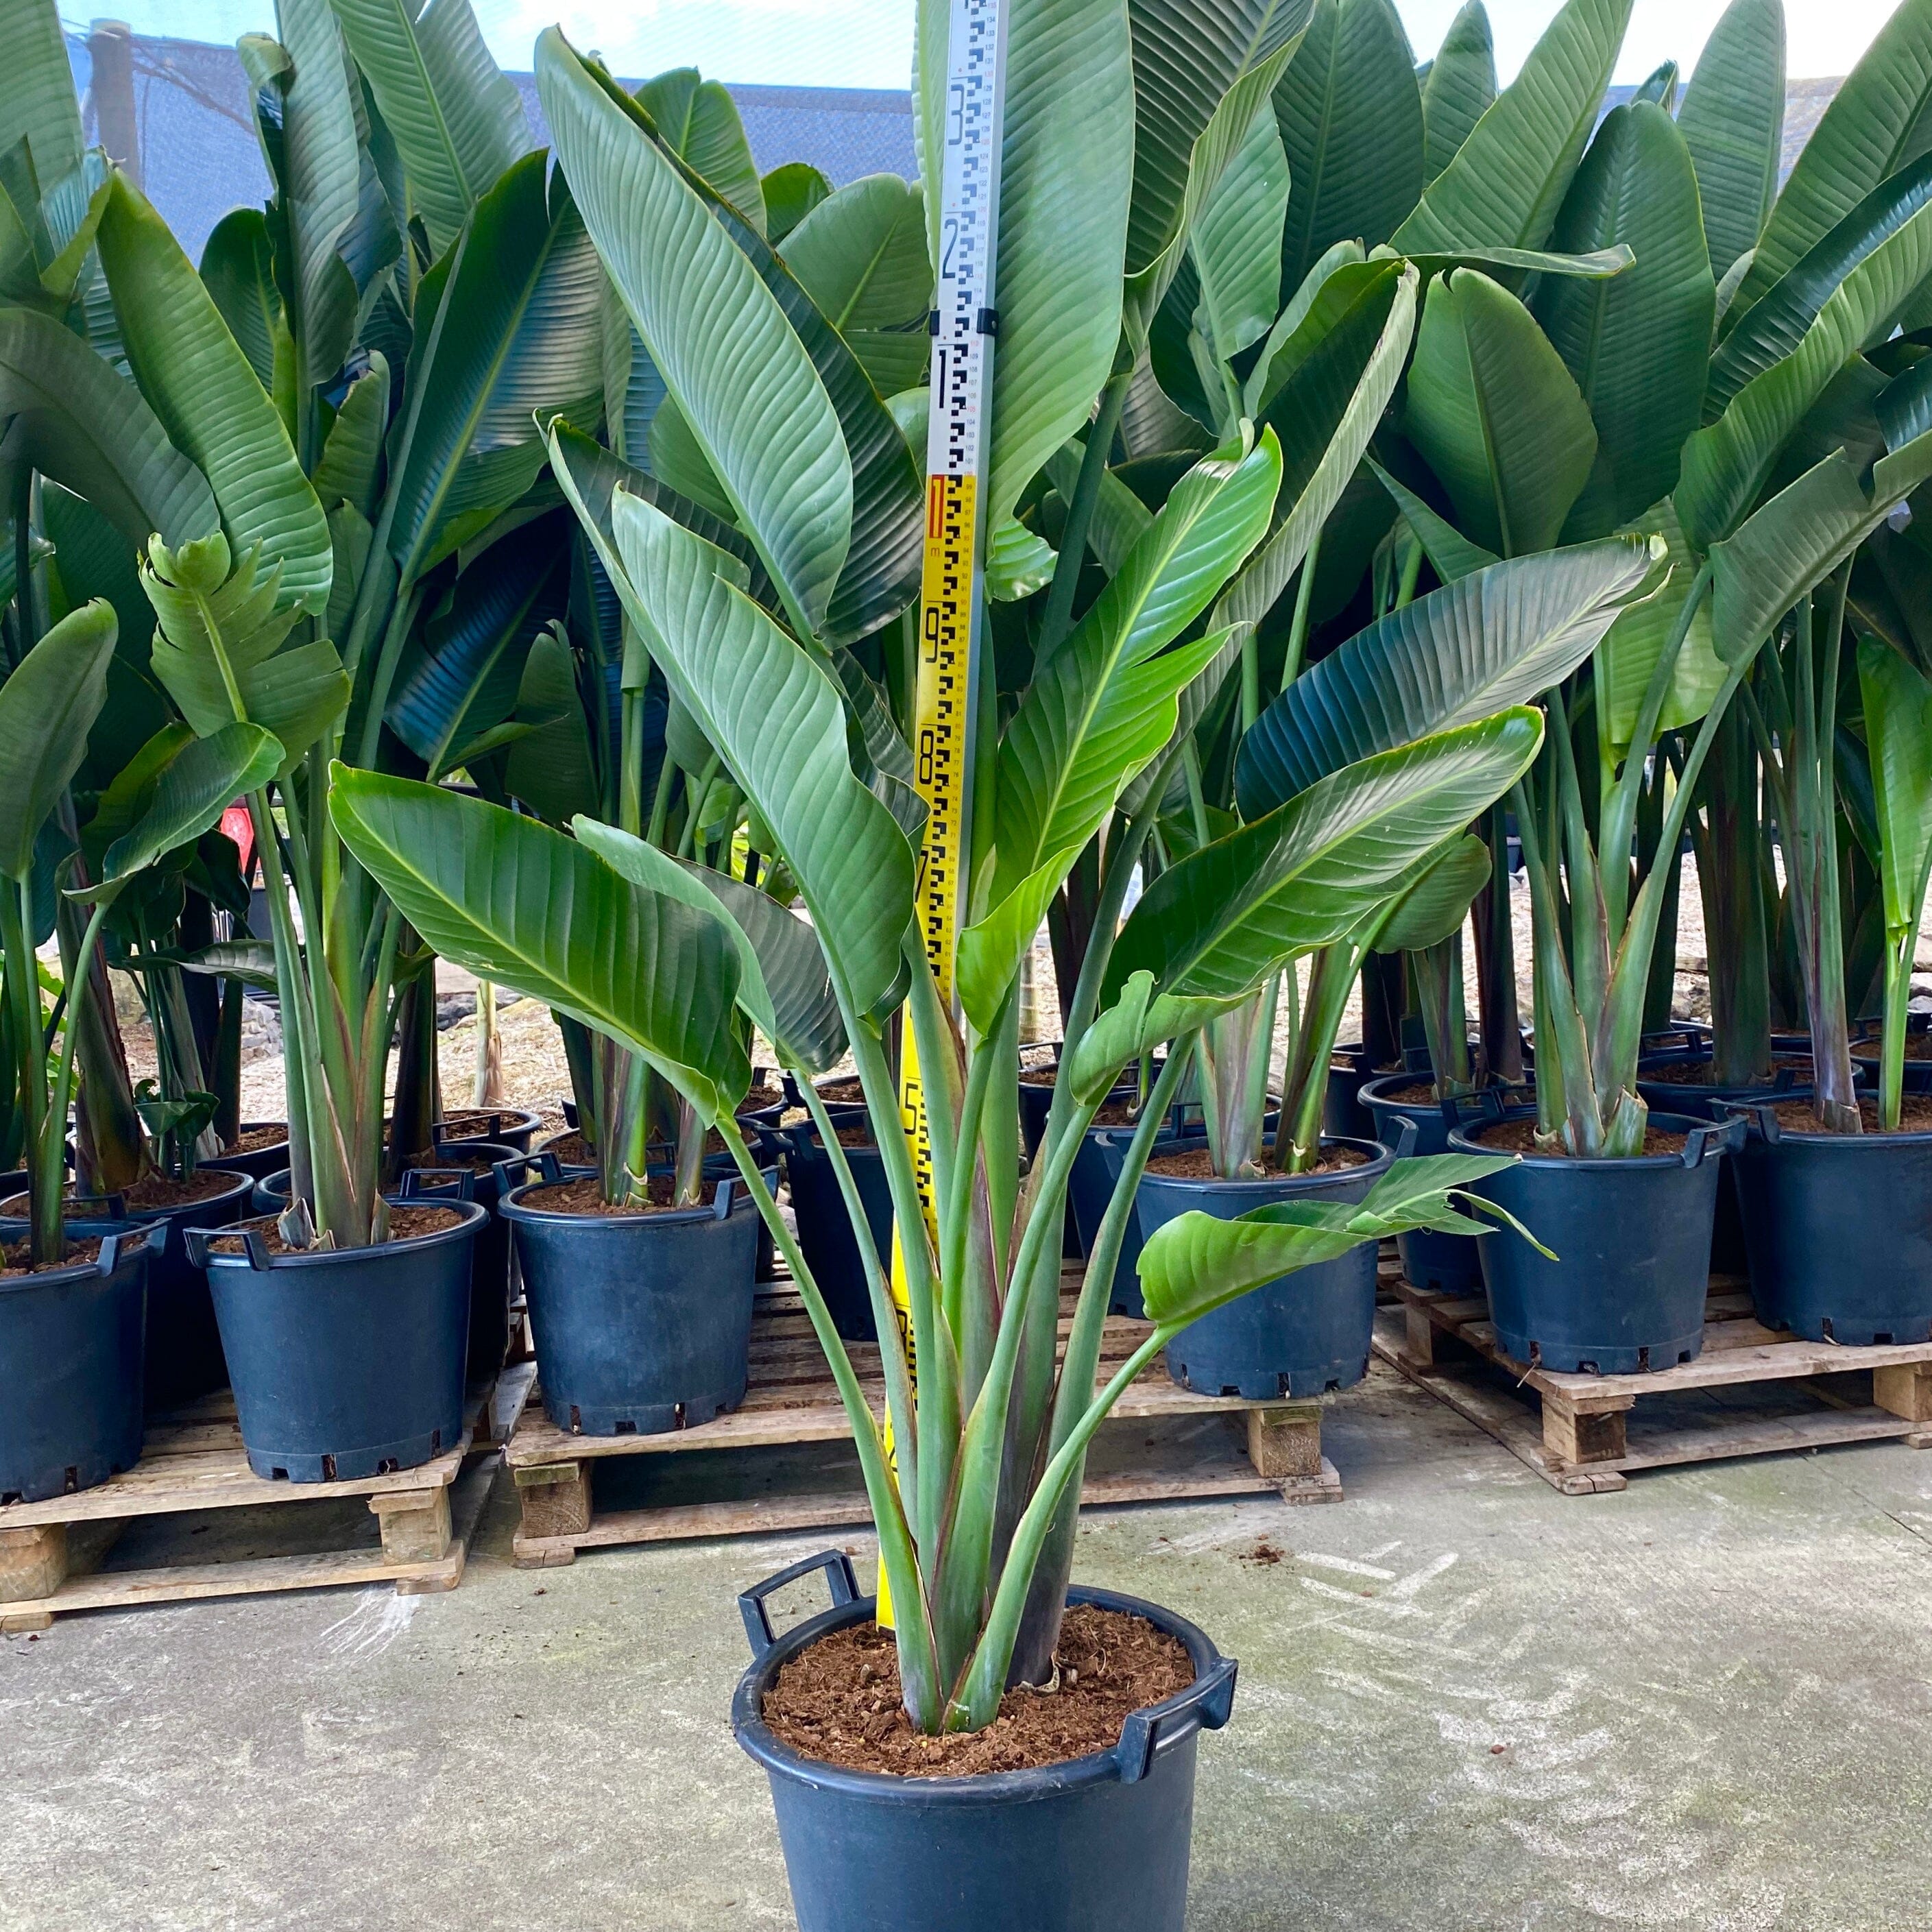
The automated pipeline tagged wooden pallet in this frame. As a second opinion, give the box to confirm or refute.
[0,1366,533,1630]
[507,1277,1341,1564]
[1373,1278,1932,1494]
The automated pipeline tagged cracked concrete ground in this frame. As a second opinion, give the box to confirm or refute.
[4,1362,1931,1932]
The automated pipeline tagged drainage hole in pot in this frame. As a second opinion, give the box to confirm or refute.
[1638,1347,1651,1372]
[322,1454,337,1481]
[1577,1361,1599,1375]
[1678,1349,1694,1363]
[271,1466,289,1480]
[673,1403,687,1429]
[614,1418,637,1435]
[377,1458,398,1475]
[63,1466,79,1493]
[1874,1331,1894,1346]
[431,1429,442,1453]
[569,1405,583,1432]
[1822,1318,1835,1341]
[1218,1385,1241,1398]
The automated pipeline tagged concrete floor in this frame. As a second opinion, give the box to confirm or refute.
[5,1364,1931,1931]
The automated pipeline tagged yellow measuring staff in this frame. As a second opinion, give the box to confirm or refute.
[878,0,1008,1630]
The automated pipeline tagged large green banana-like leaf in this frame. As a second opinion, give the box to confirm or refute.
[987,0,1135,531]
[327,0,529,258]
[329,766,749,1116]
[1595,499,1724,753]
[1676,0,1785,281]
[1709,428,1932,662]
[200,211,287,398]
[1726,0,1932,322]
[97,176,332,616]
[762,162,830,244]
[1368,456,1499,581]
[1535,103,1714,538]
[1421,1,1496,184]
[312,353,389,517]
[41,483,169,717]
[96,723,284,888]
[610,488,914,1013]
[914,0,948,272]
[1403,267,1597,557]
[1858,633,1932,945]
[1373,831,1490,952]
[1393,0,1631,256]
[1139,1152,1517,1325]
[574,819,846,1073]
[959,432,1281,1028]
[1044,438,1155,572]
[636,68,766,234]
[1235,534,1654,812]
[1676,197,1932,551]
[385,154,603,585]
[2,0,81,189]
[0,599,117,881]
[1111,708,1544,1000]
[1215,261,1416,631]
[1118,627,1245,817]
[1187,108,1289,366]
[269,0,363,385]
[0,306,217,551]
[538,31,852,640]
[500,625,597,823]
[1706,156,1932,423]
[143,533,351,762]
[781,176,930,333]
[387,523,568,776]
[1274,0,1423,290]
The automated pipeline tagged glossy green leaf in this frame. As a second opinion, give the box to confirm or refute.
[143,533,350,762]
[1535,104,1714,537]
[1366,456,1498,582]
[0,306,218,551]
[97,723,284,886]
[1111,708,1544,1001]
[1190,94,1290,366]
[1709,429,1932,662]
[98,176,332,616]
[538,31,852,638]
[3,0,80,187]
[781,174,929,330]
[1595,499,1724,751]
[763,162,832,242]
[386,153,603,584]
[200,210,287,399]
[1858,632,1932,943]
[327,0,529,256]
[501,625,598,823]
[1215,261,1417,632]
[1066,969,1242,1100]
[1676,0,1785,280]
[574,819,846,1073]
[329,766,749,1118]
[1139,1152,1519,1323]
[129,938,280,990]
[1235,535,1653,812]
[610,488,915,1013]
[311,352,390,518]
[988,0,1135,529]
[1676,193,1932,551]
[1728,0,1932,321]
[1403,267,1597,557]
[637,68,766,234]
[1393,0,1631,256]
[1373,831,1490,952]
[1274,0,1423,290]
[1421,1,1495,184]
[0,599,117,880]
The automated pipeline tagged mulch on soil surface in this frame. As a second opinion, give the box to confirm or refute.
[815,1078,867,1104]
[1,1166,241,1219]
[1378,1081,1440,1106]
[1144,1143,1370,1180]
[537,1132,596,1167]
[1480,1117,1690,1157]
[1771,1093,1932,1134]
[1642,1056,1813,1086]
[204,1203,464,1255]
[1,1234,111,1278]
[519,1174,732,1218]
[224,1124,288,1155]
[761,1605,1194,1777]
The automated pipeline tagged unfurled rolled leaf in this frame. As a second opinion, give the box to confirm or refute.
[1235,537,1653,815]
[574,819,847,1074]
[126,938,280,989]
[96,723,284,888]
[1373,832,1490,953]
[538,29,852,638]
[328,767,751,1118]
[1138,1152,1525,1325]
[0,599,117,882]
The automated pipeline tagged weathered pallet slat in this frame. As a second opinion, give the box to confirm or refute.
[1374,1279,1932,1494]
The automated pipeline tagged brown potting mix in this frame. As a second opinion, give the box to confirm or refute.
[1144,1143,1371,1180]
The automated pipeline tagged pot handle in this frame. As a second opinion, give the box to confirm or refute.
[738,1549,862,1661]
[1386,1114,1419,1161]
[491,1150,562,1194]
[183,1224,274,1270]
[1682,1115,1746,1168]
[398,1165,478,1202]
[1117,1654,1239,1784]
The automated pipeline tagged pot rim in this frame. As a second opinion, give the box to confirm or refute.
[189,1195,487,1270]
[500,1169,772,1227]
[1716,1091,1932,1146]
[1131,1131,1392,1194]
[1448,1104,1736,1170]
[432,1105,544,1138]
[732,1571,1233,1802]
[0,1163,256,1227]
[0,1220,153,1296]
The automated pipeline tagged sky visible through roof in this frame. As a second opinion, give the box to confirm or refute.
[85,0,1879,92]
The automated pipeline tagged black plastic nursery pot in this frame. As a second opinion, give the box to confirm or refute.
[1085,1119,1189,1319]
[732,1551,1237,1932]
[1719,1095,1932,1344]
[0,1224,152,1503]
[186,1200,483,1481]
[397,1140,521,1383]
[1135,1133,1391,1397]
[1323,1041,1379,1140]
[1447,1106,1739,1374]
[500,1170,767,1434]
[209,1122,291,1182]
[434,1106,542,1154]
[782,1121,893,1341]
[1358,1077,1488,1294]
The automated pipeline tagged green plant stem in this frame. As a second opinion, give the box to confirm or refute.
[1881,929,1911,1131]
[2,876,53,1261]
[1035,373,1130,659]
[1278,531,1323,697]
